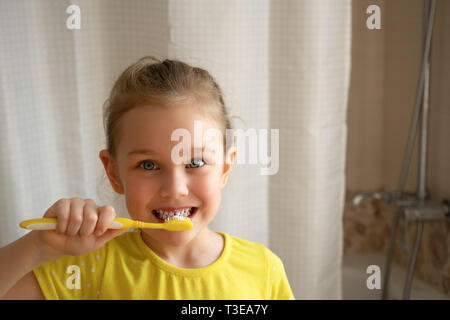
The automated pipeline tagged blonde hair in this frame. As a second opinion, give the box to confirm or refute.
[102,56,234,159]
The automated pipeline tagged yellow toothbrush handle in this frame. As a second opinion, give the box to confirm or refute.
[105,218,174,230]
[19,217,136,230]
[19,217,193,231]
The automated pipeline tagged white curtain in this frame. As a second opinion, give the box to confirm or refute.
[0,0,351,299]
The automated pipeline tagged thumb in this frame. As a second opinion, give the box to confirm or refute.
[96,228,128,248]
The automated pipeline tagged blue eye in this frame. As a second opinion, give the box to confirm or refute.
[139,160,158,171]
[187,158,205,169]
[138,158,206,171]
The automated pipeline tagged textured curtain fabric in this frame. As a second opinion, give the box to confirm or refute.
[0,0,351,299]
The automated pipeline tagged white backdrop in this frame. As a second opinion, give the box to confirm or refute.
[0,0,351,299]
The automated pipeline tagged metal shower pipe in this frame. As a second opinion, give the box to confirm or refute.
[381,0,436,300]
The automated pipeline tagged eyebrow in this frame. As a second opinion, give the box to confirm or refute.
[127,146,212,157]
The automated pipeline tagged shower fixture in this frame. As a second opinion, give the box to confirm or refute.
[350,0,450,300]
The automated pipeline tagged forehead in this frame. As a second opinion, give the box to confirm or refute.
[117,104,223,155]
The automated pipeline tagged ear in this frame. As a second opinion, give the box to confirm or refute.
[99,149,125,194]
[219,146,237,189]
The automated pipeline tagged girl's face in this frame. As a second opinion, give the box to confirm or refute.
[100,101,236,247]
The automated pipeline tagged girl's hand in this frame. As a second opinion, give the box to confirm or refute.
[34,198,126,260]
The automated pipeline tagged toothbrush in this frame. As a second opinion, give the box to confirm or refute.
[19,216,193,232]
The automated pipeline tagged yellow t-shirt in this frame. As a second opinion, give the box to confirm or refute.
[33,229,295,300]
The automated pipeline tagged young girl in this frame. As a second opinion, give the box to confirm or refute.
[0,57,294,300]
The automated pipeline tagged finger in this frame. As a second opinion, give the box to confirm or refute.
[79,200,99,237]
[66,198,84,236]
[44,199,70,234]
[95,205,116,236]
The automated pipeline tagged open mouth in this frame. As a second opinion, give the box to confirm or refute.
[151,207,198,222]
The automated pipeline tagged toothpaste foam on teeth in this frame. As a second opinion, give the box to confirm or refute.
[155,208,192,220]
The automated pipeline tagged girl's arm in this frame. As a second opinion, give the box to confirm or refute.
[1,198,125,299]
[0,231,48,299]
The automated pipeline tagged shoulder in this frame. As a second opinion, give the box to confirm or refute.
[36,229,139,274]
[222,232,284,267]
[104,228,140,250]
[32,229,141,299]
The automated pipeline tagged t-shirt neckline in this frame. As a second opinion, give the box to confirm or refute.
[135,229,230,277]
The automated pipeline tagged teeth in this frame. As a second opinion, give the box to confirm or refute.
[155,208,193,220]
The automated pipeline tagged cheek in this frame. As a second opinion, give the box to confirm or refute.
[192,173,222,203]
[123,176,158,214]
[200,178,222,221]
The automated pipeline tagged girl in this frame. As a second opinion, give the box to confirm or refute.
[0,57,294,300]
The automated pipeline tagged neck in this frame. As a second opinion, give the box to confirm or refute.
[140,228,223,269]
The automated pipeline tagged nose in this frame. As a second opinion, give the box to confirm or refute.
[159,168,189,199]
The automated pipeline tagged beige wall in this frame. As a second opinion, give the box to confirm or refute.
[345,0,450,297]
[347,0,450,196]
